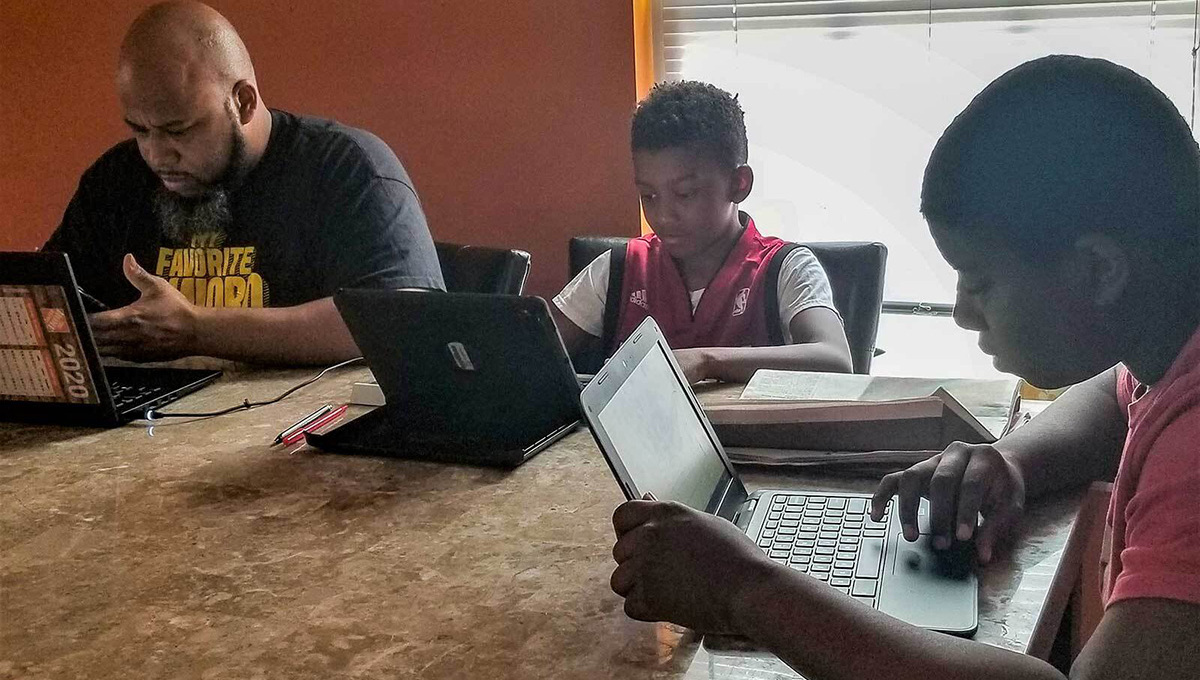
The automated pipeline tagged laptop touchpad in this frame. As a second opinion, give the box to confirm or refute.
[878,532,977,634]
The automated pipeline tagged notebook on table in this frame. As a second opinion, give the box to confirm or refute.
[309,290,581,468]
[579,316,978,636]
[0,252,221,427]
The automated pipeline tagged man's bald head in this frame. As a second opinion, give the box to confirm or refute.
[115,2,271,202]
[119,1,254,90]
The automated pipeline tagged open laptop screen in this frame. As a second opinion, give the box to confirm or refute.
[594,342,727,510]
[1,284,101,405]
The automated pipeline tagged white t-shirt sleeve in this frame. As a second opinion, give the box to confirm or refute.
[776,247,842,344]
[552,250,611,338]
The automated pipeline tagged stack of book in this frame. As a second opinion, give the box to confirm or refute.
[706,370,1022,470]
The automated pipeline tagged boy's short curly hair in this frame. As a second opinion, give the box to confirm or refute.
[631,80,748,169]
[922,55,1200,263]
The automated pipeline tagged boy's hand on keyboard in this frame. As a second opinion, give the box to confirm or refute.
[871,442,1026,565]
[610,499,775,633]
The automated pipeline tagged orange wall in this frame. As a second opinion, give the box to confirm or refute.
[0,1,639,296]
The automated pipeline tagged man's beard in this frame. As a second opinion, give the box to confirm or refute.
[153,186,232,244]
[152,115,248,245]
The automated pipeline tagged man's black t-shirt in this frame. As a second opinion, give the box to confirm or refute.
[45,110,445,309]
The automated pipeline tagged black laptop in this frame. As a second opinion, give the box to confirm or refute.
[580,317,978,635]
[308,289,581,467]
[0,252,221,426]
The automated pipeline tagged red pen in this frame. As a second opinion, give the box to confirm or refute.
[282,404,348,446]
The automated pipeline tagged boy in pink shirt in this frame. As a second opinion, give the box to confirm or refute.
[607,56,1200,679]
[1107,336,1200,605]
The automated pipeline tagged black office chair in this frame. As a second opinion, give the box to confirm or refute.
[435,242,532,295]
[568,236,887,374]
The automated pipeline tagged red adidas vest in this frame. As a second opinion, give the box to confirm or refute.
[609,214,788,353]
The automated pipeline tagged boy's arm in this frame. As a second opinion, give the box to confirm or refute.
[994,366,1125,498]
[549,253,610,365]
[741,564,1199,680]
[613,501,1200,680]
[612,501,1061,680]
[675,306,853,383]
[550,304,601,361]
[734,557,1061,680]
[1072,599,1200,680]
[738,542,1200,680]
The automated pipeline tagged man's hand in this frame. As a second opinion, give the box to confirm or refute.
[610,499,778,632]
[673,348,712,384]
[89,253,199,361]
[871,442,1026,564]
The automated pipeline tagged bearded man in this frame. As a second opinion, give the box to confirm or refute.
[44,1,444,364]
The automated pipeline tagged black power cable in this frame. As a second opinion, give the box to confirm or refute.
[143,357,364,421]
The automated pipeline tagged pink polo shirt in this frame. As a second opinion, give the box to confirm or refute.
[1105,327,1200,606]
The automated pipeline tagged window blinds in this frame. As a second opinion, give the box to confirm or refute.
[661,0,1199,81]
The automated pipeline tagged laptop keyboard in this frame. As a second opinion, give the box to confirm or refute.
[110,381,170,412]
[756,494,892,607]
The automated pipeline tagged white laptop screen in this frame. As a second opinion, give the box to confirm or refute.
[595,342,726,509]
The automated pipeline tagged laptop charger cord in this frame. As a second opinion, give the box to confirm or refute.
[143,356,364,420]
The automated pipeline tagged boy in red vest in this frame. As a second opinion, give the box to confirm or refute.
[607,57,1200,680]
[552,81,852,382]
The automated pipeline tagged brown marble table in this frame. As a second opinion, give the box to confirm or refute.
[0,368,1079,679]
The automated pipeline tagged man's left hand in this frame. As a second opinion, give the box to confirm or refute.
[89,253,199,361]
[610,499,779,633]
